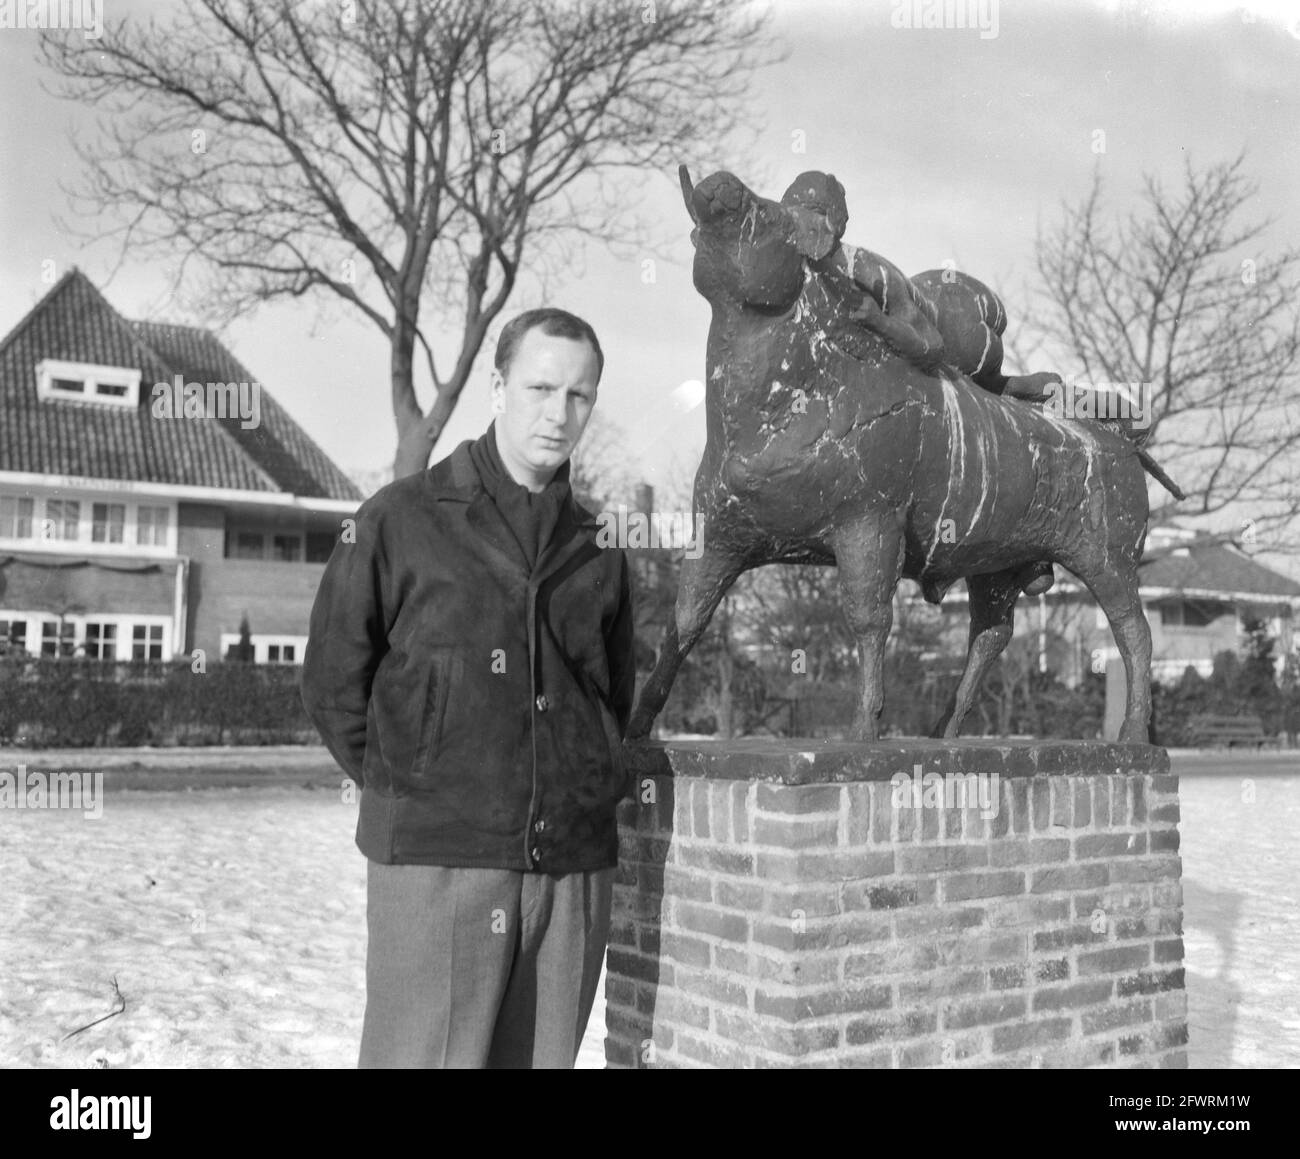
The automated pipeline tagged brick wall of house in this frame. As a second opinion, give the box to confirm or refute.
[178,502,329,657]
[607,740,1184,1069]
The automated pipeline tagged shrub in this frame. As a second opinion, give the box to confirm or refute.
[0,657,315,748]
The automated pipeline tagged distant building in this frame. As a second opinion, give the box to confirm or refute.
[0,269,361,664]
[933,524,1300,684]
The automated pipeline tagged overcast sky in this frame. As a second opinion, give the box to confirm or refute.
[2,0,1297,522]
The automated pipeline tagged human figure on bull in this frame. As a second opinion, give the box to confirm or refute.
[780,170,1059,598]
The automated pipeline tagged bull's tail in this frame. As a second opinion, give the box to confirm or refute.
[1070,412,1185,500]
[1136,445,1185,500]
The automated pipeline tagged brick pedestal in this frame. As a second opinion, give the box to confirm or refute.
[606,739,1186,1069]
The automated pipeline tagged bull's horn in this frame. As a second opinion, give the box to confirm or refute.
[679,164,698,223]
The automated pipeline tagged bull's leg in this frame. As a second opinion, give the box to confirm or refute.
[1076,565,1152,744]
[931,569,1021,738]
[832,514,905,740]
[626,542,750,740]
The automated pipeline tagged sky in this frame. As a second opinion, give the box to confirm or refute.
[1,0,1297,535]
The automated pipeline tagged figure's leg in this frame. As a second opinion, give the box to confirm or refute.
[626,541,750,740]
[998,371,1062,402]
[831,512,905,740]
[1076,566,1152,744]
[931,570,1020,738]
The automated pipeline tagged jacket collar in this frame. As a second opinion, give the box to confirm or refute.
[428,441,601,582]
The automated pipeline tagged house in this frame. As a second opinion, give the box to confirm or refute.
[930,523,1300,685]
[0,269,362,664]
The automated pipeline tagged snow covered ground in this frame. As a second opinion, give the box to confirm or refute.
[0,748,1296,1069]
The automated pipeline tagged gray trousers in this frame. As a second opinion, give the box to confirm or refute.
[358,861,613,1069]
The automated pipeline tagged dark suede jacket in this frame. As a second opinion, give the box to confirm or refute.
[300,440,635,873]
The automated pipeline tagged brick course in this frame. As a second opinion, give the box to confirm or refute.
[605,739,1184,1069]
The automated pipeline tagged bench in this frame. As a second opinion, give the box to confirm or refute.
[1185,714,1281,749]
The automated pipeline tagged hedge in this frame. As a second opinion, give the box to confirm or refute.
[0,657,317,748]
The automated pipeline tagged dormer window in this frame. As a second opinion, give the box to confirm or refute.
[36,359,141,408]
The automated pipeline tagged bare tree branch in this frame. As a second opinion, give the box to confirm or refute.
[40,0,777,476]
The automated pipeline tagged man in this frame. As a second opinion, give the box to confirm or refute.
[301,308,635,1069]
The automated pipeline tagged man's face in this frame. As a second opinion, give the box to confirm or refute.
[492,328,599,485]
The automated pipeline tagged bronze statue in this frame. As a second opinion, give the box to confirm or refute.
[627,167,1179,745]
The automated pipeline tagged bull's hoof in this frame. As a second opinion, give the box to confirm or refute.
[1118,721,1150,744]
[849,720,880,742]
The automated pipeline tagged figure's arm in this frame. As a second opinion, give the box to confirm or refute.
[301,503,392,785]
[842,247,945,369]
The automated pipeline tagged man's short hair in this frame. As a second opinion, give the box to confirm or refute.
[494,308,604,384]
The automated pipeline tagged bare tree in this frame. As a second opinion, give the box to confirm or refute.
[1031,154,1300,544]
[41,0,772,477]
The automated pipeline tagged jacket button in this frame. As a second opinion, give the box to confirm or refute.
[531,847,542,861]
[535,694,549,712]
[534,819,546,833]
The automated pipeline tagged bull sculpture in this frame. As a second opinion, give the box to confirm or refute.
[627,167,1179,745]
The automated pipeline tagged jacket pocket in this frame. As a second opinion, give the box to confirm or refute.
[406,645,459,787]
[581,670,627,794]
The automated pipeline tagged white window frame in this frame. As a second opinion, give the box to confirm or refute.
[219,633,308,665]
[91,501,127,545]
[0,494,35,540]
[82,620,120,660]
[0,612,173,661]
[130,622,167,661]
[36,359,142,409]
[0,615,31,654]
[136,504,171,548]
[0,487,176,557]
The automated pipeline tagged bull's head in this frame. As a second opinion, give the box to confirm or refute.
[679,165,848,312]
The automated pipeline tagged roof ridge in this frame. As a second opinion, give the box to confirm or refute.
[0,266,90,362]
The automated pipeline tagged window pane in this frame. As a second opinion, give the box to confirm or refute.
[0,619,27,653]
[272,535,302,562]
[137,505,170,546]
[95,381,129,398]
[233,532,264,560]
[45,500,80,541]
[1,496,34,539]
[92,503,126,544]
[281,644,295,663]
[85,623,117,660]
[131,623,164,660]
[51,377,84,393]
[41,621,75,658]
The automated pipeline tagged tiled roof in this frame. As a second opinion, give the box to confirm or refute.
[1139,537,1300,599]
[0,269,361,502]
